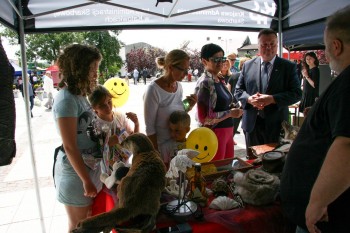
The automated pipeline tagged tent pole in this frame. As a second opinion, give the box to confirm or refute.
[278,0,283,57]
[18,1,46,232]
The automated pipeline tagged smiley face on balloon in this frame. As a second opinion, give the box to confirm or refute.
[186,127,218,163]
[104,78,130,107]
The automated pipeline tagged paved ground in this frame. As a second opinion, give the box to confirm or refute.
[0,79,247,233]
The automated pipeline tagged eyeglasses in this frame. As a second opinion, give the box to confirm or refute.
[173,65,188,74]
[229,58,236,61]
[209,57,227,63]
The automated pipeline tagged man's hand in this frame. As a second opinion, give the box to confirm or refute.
[248,92,275,110]
[305,202,328,233]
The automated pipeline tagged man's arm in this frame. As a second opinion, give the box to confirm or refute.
[272,62,302,106]
[306,136,350,233]
[234,67,252,110]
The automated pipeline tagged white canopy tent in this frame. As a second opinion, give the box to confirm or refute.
[0,1,349,232]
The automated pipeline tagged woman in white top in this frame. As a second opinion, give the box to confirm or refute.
[143,49,197,159]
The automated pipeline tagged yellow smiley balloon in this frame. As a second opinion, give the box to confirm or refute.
[186,127,218,163]
[104,78,130,107]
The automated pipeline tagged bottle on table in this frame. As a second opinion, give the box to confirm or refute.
[188,163,208,206]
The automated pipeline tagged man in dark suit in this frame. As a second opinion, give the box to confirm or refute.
[234,29,301,153]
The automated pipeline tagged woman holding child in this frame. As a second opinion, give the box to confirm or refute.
[143,49,197,162]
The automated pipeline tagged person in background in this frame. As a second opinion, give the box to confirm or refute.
[160,110,191,168]
[144,49,197,156]
[296,59,303,83]
[193,68,199,80]
[142,67,148,85]
[220,59,233,84]
[19,77,35,118]
[227,53,239,74]
[298,52,320,113]
[52,44,103,232]
[32,72,38,85]
[281,6,350,233]
[227,57,252,136]
[43,71,54,109]
[187,67,193,82]
[195,43,243,161]
[234,29,301,153]
[133,68,139,85]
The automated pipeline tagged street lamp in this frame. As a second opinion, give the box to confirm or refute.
[206,36,232,55]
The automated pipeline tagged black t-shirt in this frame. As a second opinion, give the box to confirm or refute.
[280,65,350,232]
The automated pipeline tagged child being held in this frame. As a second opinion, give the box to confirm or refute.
[160,110,191,168]
[89,85,139,174]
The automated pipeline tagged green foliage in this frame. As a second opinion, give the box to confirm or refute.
[82,30,123,79]
[1,27,123,79]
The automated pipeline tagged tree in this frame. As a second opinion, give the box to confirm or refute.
[0,27,83,62]
[0,26,123,80]
[241,36,251,48]
[125,47,166,76]
[181,44,203,77]
[82,30,123,81]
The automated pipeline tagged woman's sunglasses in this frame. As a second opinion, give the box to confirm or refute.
[209,57,227,63]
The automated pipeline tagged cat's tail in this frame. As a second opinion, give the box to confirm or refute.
[74,207,138,233]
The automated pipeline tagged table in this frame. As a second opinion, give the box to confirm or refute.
[156,167,294,233]
[156,198,295,233]
[92,170,295,233]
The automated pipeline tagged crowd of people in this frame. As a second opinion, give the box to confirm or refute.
[34,5,350,233]
[16,70,54,117]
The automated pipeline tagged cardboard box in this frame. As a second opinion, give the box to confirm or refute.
[292,115,304,127]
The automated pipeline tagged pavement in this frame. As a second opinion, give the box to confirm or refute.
[0,79,247,233]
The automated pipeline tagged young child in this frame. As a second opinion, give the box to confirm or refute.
[160,110,191,168]
[88,85,139,173]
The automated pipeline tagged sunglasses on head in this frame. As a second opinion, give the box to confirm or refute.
[209,57,227,63]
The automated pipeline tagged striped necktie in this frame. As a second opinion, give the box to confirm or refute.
[261,62,270,93]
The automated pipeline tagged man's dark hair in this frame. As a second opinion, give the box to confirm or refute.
[258,28,277,38]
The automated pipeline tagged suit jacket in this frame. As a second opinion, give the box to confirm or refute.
[234,56,301,134]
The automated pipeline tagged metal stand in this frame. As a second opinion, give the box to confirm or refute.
[166,171,197,217]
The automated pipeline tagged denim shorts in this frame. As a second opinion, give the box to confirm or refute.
[54,151,102,207]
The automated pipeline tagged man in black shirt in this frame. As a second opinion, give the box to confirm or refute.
[280,5,350,233]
